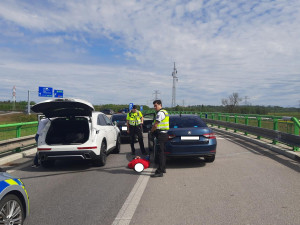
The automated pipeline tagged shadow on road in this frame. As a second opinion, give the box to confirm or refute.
[17,154,139,180]
[165,157,206,169]
[216,131,300,173]
[17,151,209,181]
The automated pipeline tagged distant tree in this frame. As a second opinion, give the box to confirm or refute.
[222,92,242,113]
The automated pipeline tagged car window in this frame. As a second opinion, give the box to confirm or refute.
[103,115,112,125]
[111,114,127,122]
[170,116,207,128]
[144,113,154,118]
[143,113,155,121]
[97,115,107,126]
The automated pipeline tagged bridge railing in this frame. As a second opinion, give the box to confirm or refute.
[0,122,38,154]
[144,110,300,151]
[0,121,38,141]
[1,112,300,152]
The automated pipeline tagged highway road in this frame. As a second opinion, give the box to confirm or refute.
[0,111,22,115]
[5,131,300,225]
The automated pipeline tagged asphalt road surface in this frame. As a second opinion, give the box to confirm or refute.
[7,131,300,225]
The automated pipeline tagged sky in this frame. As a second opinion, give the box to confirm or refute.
[0,0,300,108]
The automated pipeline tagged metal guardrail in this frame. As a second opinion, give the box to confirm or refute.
[0,122,38,153]
[0,135,36,154]
[1,111,300,152]
[144,110,300,151]
[0,121,38,141]
[203,118,300,150]
[197,112,300,151]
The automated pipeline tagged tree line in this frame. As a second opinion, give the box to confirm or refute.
[0,97,298,116]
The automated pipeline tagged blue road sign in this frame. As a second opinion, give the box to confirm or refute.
[129,103,134,111]
[140,105,143,111]
[38,87,53,97]
[54,90,63,98]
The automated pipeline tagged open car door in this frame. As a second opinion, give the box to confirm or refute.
[142,113,155,133]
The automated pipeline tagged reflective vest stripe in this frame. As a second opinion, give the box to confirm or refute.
[127,110,142,126]
[155,109,169,130]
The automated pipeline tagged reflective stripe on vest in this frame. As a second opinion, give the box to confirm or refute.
[155,109,169,130]
[127,110,142,126]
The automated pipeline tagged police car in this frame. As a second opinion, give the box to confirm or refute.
[31,98,121,168]
[0,172,29,224]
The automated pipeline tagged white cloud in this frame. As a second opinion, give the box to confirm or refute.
[0,0,300,107]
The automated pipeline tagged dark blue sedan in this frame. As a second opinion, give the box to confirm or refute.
[148,114,217,163]
[111,113,141,143]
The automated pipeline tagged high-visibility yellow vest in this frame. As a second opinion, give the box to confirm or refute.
[155,109,169,130]
[127,110,143,126]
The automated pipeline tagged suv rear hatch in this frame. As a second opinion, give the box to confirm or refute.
[31,98,94,118]
[32,98,95,145]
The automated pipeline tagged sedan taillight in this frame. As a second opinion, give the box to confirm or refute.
[168,134,176,140]
[203,133,216,139]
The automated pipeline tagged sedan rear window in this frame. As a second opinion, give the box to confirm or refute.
[170,116,207,128]
[111,114,127,122]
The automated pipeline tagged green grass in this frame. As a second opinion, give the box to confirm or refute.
[0,113,38,125]
[268,112,300,120]
[212,115,298,135]
[1,111,299,141]
[0,113,38,140]
[0,124,37,141]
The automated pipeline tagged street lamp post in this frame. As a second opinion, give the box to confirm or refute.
[27,90,36,115]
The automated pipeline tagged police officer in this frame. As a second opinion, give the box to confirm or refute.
[32,118,49,167]
[127,105,147,155]
[150,100,169,177]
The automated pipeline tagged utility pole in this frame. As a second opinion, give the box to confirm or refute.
[244,96,249,105]
[12,86,16,111]
[27,90,36,115]
[27,90,31,115]
[171,62,178,107]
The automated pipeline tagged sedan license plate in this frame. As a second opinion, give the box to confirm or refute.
[122,126,127,131]
[181,136,199,141]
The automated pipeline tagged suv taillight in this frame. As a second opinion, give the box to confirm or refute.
[37,148,52,151]
[77,146,97,150]
[203,133,216,139]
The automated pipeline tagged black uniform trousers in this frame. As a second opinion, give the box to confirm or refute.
[156,131,168,173]
[129,125,146,154]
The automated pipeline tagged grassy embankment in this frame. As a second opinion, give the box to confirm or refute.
[0,113,38,141]
[268,112,300,120]
[0,112,299,141]
[0,113,37,125]
[222,112,300,134]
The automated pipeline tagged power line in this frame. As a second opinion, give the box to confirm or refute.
[244,96,250,105]
[153,90,160,100]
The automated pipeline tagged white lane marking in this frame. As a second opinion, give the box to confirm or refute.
[112,167,154,225]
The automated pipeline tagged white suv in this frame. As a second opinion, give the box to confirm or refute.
[31,98,121,168]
